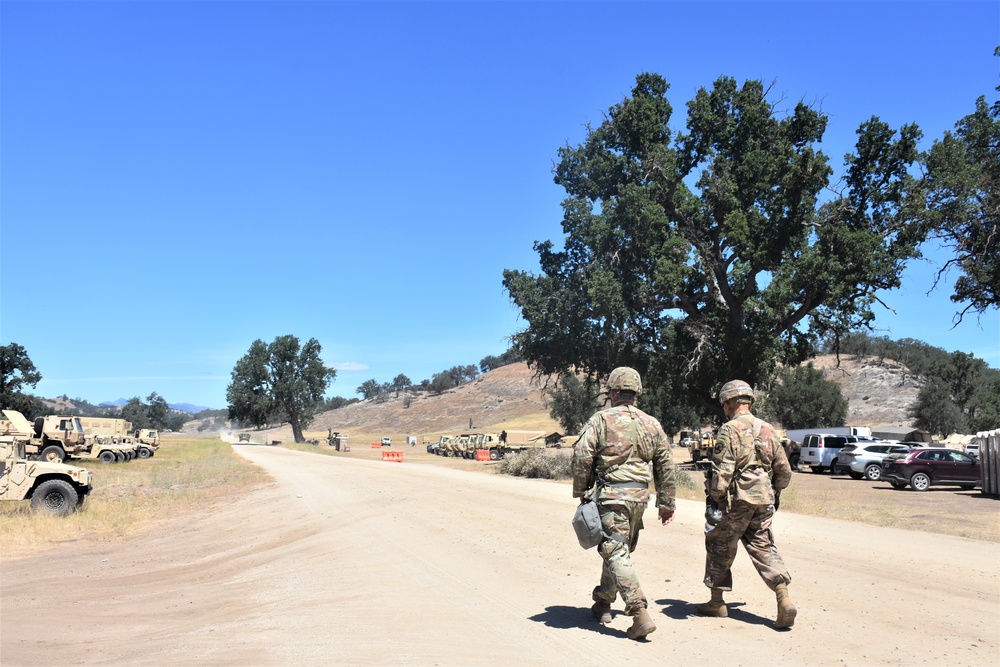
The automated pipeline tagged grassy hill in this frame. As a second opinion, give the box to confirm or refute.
[194,355,929,443]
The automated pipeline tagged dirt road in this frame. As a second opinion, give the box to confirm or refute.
[2,445,998,666]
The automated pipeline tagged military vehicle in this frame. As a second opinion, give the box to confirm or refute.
[432,431,545,460]
[78,417,152,459]
[0,410,93,515]
[681,429,715,464]
[0,413,89,463]
[134,428,160,458]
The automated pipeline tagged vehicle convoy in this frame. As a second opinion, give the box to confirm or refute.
[78,417,158,459]
[432,431,546,460]
[0,412,89,463]
[0,411,93,515]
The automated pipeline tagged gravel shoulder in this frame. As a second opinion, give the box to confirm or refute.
[2,445,998,666]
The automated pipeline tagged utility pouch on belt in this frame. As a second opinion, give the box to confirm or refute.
[572,500,628,549]
[572,500,604,549]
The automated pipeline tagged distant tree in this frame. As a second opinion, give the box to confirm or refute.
[429,371,456,395]
[227,335,336,442]
[166,412,188,432]
[145,392,170,430]
[761,363,848,430]
[323,396,360,410]
[120,397,149,429]
[391,374,411,395]
[479,348,524,373]
[356,379,380,400]
[969,375,1000,432]
[0,343,45,418]
[908,377,968,437]
[227,339,273,429]
[547,372,601,435]
[923,50,1000,318]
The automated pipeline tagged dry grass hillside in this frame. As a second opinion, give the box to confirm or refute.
[197,355,934,443]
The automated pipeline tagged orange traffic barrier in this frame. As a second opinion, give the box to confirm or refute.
[371,442,381,449]
[475,450,491,462]
[381,450,404,462]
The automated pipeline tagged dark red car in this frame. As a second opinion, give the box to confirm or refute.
[880,448,980,492]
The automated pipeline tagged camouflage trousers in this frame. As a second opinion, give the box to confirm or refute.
[592,500,647,613]
[703,499,791,592]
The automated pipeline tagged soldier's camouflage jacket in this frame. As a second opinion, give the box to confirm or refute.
[708,412,791,507]
[572,404,676,510]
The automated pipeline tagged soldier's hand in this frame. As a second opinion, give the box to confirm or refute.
[658,507,674,525]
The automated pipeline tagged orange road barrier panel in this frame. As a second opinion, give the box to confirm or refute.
[371,442,381,449]
[475,450,491,461]
[381,450,404,462]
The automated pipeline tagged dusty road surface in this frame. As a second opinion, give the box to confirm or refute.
[3,445,998,666]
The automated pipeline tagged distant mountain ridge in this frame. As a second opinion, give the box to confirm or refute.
[98,398,214,414]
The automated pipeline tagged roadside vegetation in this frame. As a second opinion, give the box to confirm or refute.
[0,437,268,561]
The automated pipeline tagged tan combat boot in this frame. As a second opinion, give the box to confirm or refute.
[626,607,656,640]
[591,600,612,624]
[774,583,797,629]
[697,588,728,617]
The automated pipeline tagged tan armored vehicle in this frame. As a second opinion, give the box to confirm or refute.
[0,412,88,463]
[681,429,715,463]
[0,411,93,515]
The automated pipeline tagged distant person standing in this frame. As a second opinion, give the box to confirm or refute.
[699,379,796,629]
[499,430,507,444]
[572,367,676,640]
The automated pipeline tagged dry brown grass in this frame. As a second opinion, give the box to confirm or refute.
[0,437,269,561]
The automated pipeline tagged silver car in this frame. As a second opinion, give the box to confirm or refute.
[834,442,912,481]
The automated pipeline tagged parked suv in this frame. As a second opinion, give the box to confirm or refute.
[834,442,912,481]
[880,448,980,491]
[380,437,392,447]
[800,434,865,473]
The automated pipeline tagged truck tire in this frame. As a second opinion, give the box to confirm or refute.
[138,447,152,459]
[99,450,116,464]
[40,446,65,463]
[30,480,79,516]
[489,449,499,461]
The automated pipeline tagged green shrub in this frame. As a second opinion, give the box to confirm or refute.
[496,448,572,479]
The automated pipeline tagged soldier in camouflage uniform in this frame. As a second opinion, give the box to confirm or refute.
[572,367,676,640]
[699,379,797,629]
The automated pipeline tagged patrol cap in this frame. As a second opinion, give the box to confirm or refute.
[718,379,754,405]
[607,367,643,395]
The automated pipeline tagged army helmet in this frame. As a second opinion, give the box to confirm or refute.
[607,367,643,395]
[718,379,754,405]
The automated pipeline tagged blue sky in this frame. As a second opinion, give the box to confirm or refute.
[2,1,998,410]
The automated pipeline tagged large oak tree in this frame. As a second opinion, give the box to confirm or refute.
[227,335,336,442]
[503,73,927,427]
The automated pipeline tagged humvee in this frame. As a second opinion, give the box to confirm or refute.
[1,411,93,515]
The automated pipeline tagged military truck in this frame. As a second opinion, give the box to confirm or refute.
[681,429,715,464]
[134,428,160,458]
[0,413,89,463]
[78,417,152,459]
[0,410,93,515]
